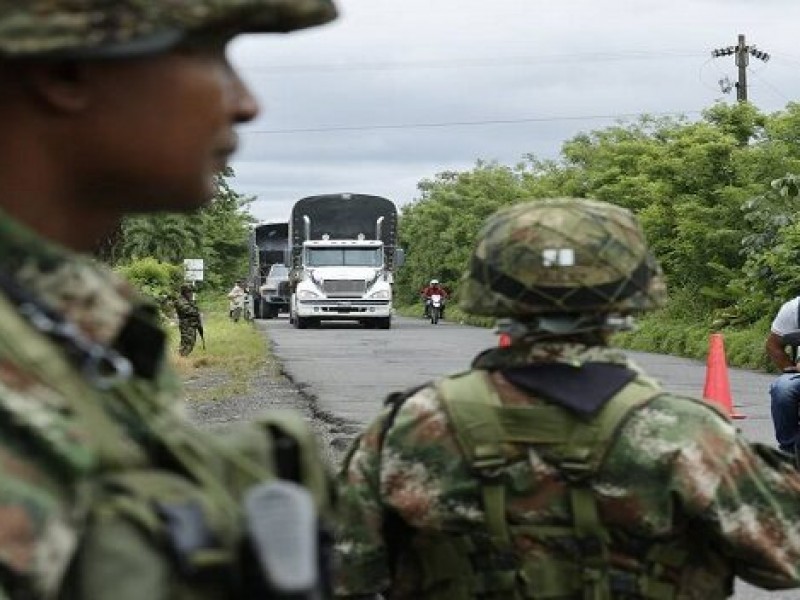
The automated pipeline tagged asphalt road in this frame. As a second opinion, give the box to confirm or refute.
[263,314,788,599]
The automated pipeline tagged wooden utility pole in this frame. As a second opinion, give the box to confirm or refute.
[712,33,770,103]
[735,34,748,102]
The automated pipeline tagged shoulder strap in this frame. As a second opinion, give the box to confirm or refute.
[437,369,664,548]
[0,293,143,472]
[437,371,510,545]
[439,370,663,468]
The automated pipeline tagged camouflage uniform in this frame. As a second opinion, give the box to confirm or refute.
[335,199,800,599]
[0,1,337,598]
[175,293,201,356]
[336,343,800,598]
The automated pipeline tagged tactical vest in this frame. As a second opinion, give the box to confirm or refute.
[0,286,332,600]
[399,369,692,600]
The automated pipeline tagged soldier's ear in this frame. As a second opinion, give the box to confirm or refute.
[21,61,92,114]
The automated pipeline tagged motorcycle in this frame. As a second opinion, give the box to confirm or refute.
[429,294,443,325]
[243,293,255,322]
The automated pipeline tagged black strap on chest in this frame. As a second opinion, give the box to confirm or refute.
[0,269,135,389]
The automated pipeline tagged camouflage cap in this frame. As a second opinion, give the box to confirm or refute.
[0,0,337,59]
[459,198,666,318]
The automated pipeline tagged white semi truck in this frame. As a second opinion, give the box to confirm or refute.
[288,193,402,329]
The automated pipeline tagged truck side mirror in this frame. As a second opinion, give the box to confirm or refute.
[394,248,406,268]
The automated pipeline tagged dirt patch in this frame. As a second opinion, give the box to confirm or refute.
[182,321,355,468]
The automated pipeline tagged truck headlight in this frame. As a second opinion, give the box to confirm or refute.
[369,290,390,300]
[297,290,320,300]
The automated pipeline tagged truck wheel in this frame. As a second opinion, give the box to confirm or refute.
[378,317,391,330]
[295,316,308,329]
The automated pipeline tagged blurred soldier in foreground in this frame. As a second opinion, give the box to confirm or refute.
[335,198,800,599]
[175,283,202,356]
[0,1,337,598]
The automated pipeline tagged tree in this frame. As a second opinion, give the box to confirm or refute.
[121,214,203,263]
[396,103,800,330]
[110,168,254,289]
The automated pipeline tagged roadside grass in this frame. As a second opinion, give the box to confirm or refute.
[613,313,773,372]
[168,297,268,402]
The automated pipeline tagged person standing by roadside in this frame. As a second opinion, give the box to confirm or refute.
[228,279,246,322]
[0,1,338,598]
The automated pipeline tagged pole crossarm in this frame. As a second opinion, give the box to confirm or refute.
[710,34,770,102]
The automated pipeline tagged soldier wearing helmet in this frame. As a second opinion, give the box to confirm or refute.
[175,282,201,356]
[0,2,337,598]
[335,198,800,599]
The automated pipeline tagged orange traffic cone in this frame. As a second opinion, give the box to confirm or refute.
[498,333,512,348]
[702,333,745,419]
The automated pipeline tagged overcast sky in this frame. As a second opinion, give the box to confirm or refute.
[227,0,800,224]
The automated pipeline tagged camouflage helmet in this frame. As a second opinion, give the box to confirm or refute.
[459,198,666,319]
[0,0,337,59]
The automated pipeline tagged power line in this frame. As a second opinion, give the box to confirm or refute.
[240,110,703,136]
[749,69,791,103]
[241,50,706,74]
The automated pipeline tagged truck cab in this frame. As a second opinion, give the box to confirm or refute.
[288,193,400,330]
[259,263,290,319]
[291,238,393,329]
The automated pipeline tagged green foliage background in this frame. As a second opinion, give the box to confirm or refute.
[107,167,254,291]
[396,102,800,370]
[115,257,184,316]
[104,102,800,372]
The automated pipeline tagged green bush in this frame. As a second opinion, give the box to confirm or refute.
[614,311,772,371]
[115,257,184,316]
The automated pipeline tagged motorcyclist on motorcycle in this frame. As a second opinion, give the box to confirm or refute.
[421,279,449,319]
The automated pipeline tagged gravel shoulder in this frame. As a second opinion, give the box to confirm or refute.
[182,320,358,468]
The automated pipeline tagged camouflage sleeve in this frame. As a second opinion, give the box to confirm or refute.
[335,385,474,597]
[174,299,201,327]
[0,442,78,598]
[612,395,800,589]
[334,405,394,597]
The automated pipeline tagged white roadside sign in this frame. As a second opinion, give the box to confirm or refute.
[184,258,204,281]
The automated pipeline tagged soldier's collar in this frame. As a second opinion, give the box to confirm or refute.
[472,341,633,370]
[0,210,165,379]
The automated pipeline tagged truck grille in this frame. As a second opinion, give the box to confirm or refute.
[323,280,366,296]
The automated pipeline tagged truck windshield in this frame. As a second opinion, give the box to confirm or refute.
[306,248,383,267]
[268,265,289,277]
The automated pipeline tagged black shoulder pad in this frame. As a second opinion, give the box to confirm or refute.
[380,382,431,447]
[383,382,429,408]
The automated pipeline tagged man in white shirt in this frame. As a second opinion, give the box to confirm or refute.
[765,296,800,455]
[227,280,246,322]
